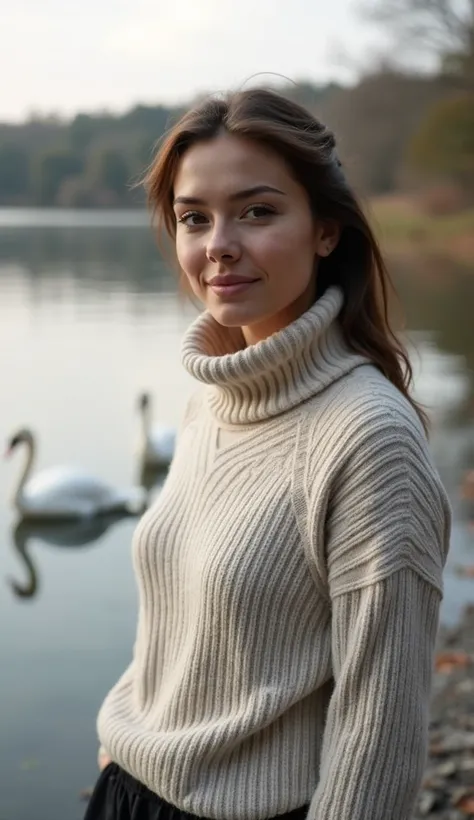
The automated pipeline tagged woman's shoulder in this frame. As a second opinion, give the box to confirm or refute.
[298,365,451,595]
[302,363,427,448]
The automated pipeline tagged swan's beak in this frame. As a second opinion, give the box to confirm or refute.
[4,445,13,459]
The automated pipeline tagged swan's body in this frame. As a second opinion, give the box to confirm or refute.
[145,428,176,466]
[6,428,146,521]
[138,392,176,470]
[19,465,144,519]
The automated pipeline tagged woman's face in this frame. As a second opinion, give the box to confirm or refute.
[173,132,339,344]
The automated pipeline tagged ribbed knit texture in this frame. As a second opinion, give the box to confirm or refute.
[97,286,451,820]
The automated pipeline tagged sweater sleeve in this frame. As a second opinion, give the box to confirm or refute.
[304,409,451,820]
[308,569,441,819]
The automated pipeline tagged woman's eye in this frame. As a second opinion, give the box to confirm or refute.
[177,211,207,227]
[243,205,275,220]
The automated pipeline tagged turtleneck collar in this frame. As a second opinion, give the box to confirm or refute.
[181,286,369,425]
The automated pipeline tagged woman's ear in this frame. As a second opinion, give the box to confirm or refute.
[314,220,341,257]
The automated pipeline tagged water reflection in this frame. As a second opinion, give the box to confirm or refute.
[0,222,175,295]
[7,514,132,600]
[2,221,473,396]
[409,337,471,424]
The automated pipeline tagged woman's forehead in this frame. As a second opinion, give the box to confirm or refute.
[173,133,297,201]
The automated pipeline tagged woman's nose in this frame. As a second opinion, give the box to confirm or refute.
[206,224,241,264]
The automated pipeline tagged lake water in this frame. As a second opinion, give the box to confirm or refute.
[0,209,473,819]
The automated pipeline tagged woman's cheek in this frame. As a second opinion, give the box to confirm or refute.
[256,236,292,273]
[177,241,202,283]
[175,235,191,274]
[262,222,300,257]
[181,266,204,302]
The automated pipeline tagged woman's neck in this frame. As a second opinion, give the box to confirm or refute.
[241,281,317,346]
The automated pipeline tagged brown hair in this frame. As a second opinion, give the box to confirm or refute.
[145,88,428,432]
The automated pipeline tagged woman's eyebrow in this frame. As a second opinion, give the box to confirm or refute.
[173,185,287,206]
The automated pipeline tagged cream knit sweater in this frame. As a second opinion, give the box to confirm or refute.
[97,286,451,820]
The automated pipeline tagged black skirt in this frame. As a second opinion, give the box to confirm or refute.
[84,763,309,820]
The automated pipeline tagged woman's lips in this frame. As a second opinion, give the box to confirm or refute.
[208,278,259,297]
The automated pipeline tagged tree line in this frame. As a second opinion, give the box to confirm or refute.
[1,0,472,209]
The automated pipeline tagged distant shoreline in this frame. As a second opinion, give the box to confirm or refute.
[369,195,474,266]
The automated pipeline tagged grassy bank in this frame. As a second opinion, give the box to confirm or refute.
[367,195,474,264]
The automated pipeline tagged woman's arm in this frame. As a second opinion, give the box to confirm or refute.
[309,568,440,819]
[303,405,451,819]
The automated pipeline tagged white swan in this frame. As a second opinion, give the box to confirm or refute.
[6,428,146,521]
[138,392,176,470]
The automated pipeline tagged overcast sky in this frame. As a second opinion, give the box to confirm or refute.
[1,0,385,122]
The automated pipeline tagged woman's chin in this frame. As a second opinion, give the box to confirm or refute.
[208,302,264,329]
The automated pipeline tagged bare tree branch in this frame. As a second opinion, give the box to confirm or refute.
[360,0,474,56]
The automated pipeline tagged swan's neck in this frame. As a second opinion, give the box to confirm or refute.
[14,439,35,507]
[142,404,152,444]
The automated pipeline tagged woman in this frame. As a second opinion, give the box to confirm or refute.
[86,88,451,820]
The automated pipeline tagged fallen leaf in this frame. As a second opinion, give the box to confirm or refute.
[418,789,439,815]
[430,731,474,756]
[455,790,474,814]
[461,471,474,500]
[435,651,471,673]
[434,759,457,778]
